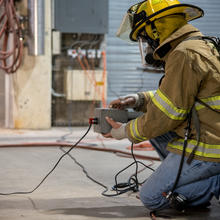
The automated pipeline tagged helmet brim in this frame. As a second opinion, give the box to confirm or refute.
[148,4,204,22]
[130,4,204,41]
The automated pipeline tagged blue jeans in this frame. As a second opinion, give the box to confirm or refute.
[139,132,220,210]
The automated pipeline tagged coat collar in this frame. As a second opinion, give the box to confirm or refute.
[153,24,203,60]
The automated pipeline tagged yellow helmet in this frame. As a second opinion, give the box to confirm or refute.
[117,0,204,42]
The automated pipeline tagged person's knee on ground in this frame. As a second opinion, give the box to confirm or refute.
[139,185,169,210]
[139,173,220,211]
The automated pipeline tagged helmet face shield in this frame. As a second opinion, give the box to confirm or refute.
[138,37,165,70]
[116,1,146,42]
[116,13,134,42]
[138,37,148,65]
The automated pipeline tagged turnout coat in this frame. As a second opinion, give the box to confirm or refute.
[126,24,220,162]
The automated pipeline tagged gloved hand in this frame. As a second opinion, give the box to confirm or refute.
[109,94,140,110]
[102,117,127,140]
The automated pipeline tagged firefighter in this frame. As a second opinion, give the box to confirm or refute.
[103,0,220,211]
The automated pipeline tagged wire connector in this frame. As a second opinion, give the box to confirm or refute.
[89,118,98,125]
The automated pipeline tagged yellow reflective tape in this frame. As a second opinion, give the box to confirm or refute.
[168,143,220,158]
[134,119,147,141]
[151,89,188,120]
[196,104,220,111]
[148,91,155,98]
[157,89,188,115]
[211,105,220,110]
[195,104,204,111]
[168,139,220,158]
[195,95,220,111]
[142,91,154,100]
[152,96,185,120]
[129,121,135,140]
[129,121,143,142]
[171,138,220,149]
[201,96,220,103]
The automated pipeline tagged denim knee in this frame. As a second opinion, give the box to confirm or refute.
[139,186,169,210]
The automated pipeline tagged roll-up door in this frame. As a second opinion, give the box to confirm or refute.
[106,0,220,103]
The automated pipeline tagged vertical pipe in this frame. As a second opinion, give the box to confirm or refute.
[28,0,45,55]
[5,33,14,128]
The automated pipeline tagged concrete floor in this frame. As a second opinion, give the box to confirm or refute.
[0,127,219,220]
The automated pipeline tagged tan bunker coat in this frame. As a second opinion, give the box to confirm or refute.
[126,24,220,162]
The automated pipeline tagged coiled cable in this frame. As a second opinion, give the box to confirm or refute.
[0,0,23,74]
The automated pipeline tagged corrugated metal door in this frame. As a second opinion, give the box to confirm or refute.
[107,0,163,102]
[106,0,220,102]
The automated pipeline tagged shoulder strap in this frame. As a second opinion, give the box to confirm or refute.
[183,36,220,55]
[202,36,220,53]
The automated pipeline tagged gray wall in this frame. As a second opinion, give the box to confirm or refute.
[106,0,220,103]
[53,0,108,34]
[107,0,162,103]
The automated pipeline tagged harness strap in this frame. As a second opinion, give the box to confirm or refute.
[187,106,200,164]
[187,97,220,164]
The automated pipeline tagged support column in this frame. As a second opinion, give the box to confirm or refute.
[11,0,52,129]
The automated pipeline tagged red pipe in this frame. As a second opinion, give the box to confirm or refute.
[0,142,161,161]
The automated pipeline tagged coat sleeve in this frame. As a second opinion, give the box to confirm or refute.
[126,49,203,143]
[135,91,156,112]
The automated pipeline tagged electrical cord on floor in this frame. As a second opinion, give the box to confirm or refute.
[59,147,110,194]
[60,142,155,197]
[0,124,92,196]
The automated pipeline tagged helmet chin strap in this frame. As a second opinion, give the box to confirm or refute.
[138,24,160,50]
[151,21,160,42]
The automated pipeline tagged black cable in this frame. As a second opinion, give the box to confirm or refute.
[169,111,192,195]
[60,142,155,197]
[59,147,109,192]
[106,142,154,196]
[59,146,123,197]
[131,142,139,189]
[113,143,151,195]
[0,124,92,196]
[113,144,138,194]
